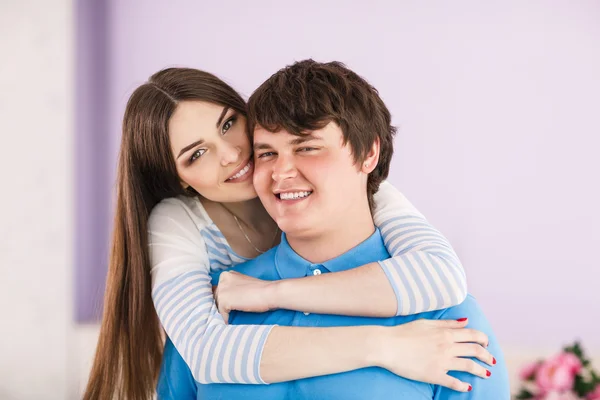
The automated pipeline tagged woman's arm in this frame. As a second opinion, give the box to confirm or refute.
[217,181,466,318]
[150,199,272,384]
[158,317,493,396]
[151,197,484,390]
[151,200,388,385]
[245,319,492,387]
[372,181,467,315]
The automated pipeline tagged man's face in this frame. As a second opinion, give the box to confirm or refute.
[252,122,370,239]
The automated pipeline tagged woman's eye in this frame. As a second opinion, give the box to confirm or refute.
[189,148,206,163]
[221,117,236,134]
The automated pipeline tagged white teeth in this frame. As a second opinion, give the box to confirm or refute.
[279,191,312,200]
[227,162,251,181]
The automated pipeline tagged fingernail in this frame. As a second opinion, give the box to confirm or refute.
[456,317,468,322]
[486,370,491,377]
[492,357,496,365]
[468,385,472,392]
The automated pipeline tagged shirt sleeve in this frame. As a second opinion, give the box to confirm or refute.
[372,181,468,316]
[149,198,275,384]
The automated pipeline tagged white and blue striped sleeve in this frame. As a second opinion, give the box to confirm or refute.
[372,182,468,316]
[148,199,275,384]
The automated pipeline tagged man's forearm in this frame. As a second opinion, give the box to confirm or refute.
[260,325,383,383]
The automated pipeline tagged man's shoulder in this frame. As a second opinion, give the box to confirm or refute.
[429,295,511,398]
[424,294,486,322]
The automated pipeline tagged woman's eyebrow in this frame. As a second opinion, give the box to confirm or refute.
[177,139,205,159]
[176,107,232,160]
[215,106,230,128]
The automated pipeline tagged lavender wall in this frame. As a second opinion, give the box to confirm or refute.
[75,0,111,322]
[81,0,600,347]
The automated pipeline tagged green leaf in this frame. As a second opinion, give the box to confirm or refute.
[591,369,600,384]
[565,341,583,358]
[573,373,596,396]
[514,388,535,399]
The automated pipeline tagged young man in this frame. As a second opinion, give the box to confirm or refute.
[157,60,510,399]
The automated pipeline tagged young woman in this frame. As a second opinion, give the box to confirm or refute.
[84,67,494,400]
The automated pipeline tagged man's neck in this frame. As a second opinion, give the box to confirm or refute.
[286,209,376,264]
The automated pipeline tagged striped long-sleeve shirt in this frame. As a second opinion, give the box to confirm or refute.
[148,181,467,385]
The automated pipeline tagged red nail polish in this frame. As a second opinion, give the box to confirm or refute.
[456,317,468,322]
[468,385,472,391]
[492,357,497,365]
[486,370,491,377]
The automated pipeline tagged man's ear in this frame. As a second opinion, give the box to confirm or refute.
[361,137,380,174]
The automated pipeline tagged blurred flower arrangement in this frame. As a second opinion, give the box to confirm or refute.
[514,342,600,400]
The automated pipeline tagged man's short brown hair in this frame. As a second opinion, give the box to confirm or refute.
[247,59,396,210]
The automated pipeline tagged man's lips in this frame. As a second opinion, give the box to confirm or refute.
[274,190,313,201]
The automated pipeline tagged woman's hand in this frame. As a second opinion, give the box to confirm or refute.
[374,318,496,392]
[214,271,276,323]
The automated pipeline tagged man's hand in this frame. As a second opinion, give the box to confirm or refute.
[214,271,276,323]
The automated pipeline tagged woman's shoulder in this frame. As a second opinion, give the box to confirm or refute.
[373,180,425,221]
[149,195,212,232]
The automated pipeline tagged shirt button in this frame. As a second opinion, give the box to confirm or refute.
[303,312,310,316]
[313,269,322,276]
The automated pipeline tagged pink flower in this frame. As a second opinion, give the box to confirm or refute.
[560,353,583,372]
[520,361,542,380]
[543,391,582,400]
[587,384,600,400]
[536,352,583,393]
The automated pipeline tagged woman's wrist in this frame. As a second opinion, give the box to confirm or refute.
[266,278,302,312]
[364,325,392,368]
[265,279,285,311]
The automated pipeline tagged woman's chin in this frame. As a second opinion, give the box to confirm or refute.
[203,184,259,203]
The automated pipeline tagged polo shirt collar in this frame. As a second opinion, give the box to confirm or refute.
[274,229,386,280]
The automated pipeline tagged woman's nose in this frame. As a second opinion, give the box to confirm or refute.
[220,141,242,166]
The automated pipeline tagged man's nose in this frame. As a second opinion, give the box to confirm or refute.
[271,154,297,181]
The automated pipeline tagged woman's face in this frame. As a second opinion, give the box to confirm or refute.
[168,100,257,203]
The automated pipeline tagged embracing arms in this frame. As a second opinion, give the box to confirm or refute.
[217,181,467,319]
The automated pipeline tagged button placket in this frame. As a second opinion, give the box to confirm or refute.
[304,265,324,315]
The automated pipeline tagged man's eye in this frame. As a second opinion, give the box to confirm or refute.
[257,152,275,158]
[190,148,206,162]
[298,147,316,152]
[222,117,236,134]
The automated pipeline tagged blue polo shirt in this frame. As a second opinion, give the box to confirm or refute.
[157,230,510,399]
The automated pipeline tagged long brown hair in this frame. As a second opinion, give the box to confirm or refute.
[83,68,246,400]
